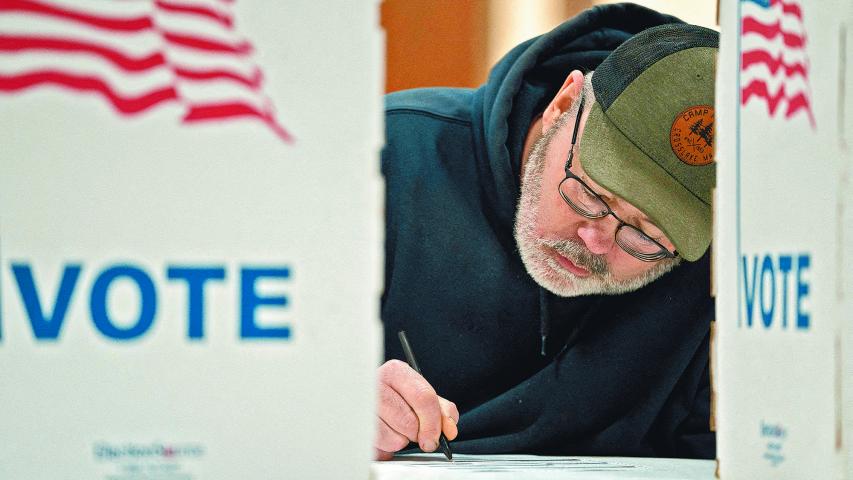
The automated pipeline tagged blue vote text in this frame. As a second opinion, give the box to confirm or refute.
[741,252,811,330]
[2,263,292,342]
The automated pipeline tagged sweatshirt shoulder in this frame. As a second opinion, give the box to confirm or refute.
[385,87,474,125]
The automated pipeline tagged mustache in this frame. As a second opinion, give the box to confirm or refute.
[540,238,609,276]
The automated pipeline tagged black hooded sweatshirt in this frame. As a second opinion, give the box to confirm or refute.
[380,3,715,459]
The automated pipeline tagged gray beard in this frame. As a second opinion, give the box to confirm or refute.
[513,112,681,297]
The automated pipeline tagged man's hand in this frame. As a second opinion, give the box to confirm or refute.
[374,359,459,461]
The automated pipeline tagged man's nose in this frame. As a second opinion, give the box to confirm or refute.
[576,218,617,255]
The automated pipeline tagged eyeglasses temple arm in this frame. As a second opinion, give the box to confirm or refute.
[564,96,586,175]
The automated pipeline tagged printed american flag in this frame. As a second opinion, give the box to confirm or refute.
[0,0,293,142]
[740,0,815,127]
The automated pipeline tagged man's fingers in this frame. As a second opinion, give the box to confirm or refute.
[441,416,458,441]
[438,397,459,441]
[377,382,419,442]
[374,448,395,461]
[438,397,460,424]
[375,416,411,453]
[378,359,443,452]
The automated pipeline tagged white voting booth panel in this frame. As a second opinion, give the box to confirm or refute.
[715,0,852,478]
[0,1,382,479]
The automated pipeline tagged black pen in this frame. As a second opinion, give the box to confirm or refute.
[397,330,454,461]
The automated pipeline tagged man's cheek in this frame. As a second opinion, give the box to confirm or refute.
[534,210,561,238]
[533,219,548,238]
[609,258,645,281]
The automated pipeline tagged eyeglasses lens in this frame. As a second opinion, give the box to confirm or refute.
[559,178,608,217]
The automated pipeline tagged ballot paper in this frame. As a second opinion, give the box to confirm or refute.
[370,454,715,480]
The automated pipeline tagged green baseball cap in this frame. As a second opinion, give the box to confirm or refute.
[580,24,719,261]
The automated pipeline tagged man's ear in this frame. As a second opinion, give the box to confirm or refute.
[541,70,584,132]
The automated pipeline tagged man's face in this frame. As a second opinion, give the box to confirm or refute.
[514,106,681,297]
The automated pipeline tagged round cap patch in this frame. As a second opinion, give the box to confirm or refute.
[669,105,715,166]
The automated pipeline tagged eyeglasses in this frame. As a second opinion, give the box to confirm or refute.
[557,97,678,262]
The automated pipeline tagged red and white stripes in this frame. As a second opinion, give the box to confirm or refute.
[740,0,814,127]
[0,0,292,142]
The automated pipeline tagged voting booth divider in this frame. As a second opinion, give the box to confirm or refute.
[0,1,383,479]
[714,0,853,478]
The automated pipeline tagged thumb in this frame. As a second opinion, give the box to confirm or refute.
[438,397,459,441]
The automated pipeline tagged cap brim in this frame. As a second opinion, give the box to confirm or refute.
[579,103,711,261]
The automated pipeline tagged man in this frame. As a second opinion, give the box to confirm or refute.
[376,3,718,460]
